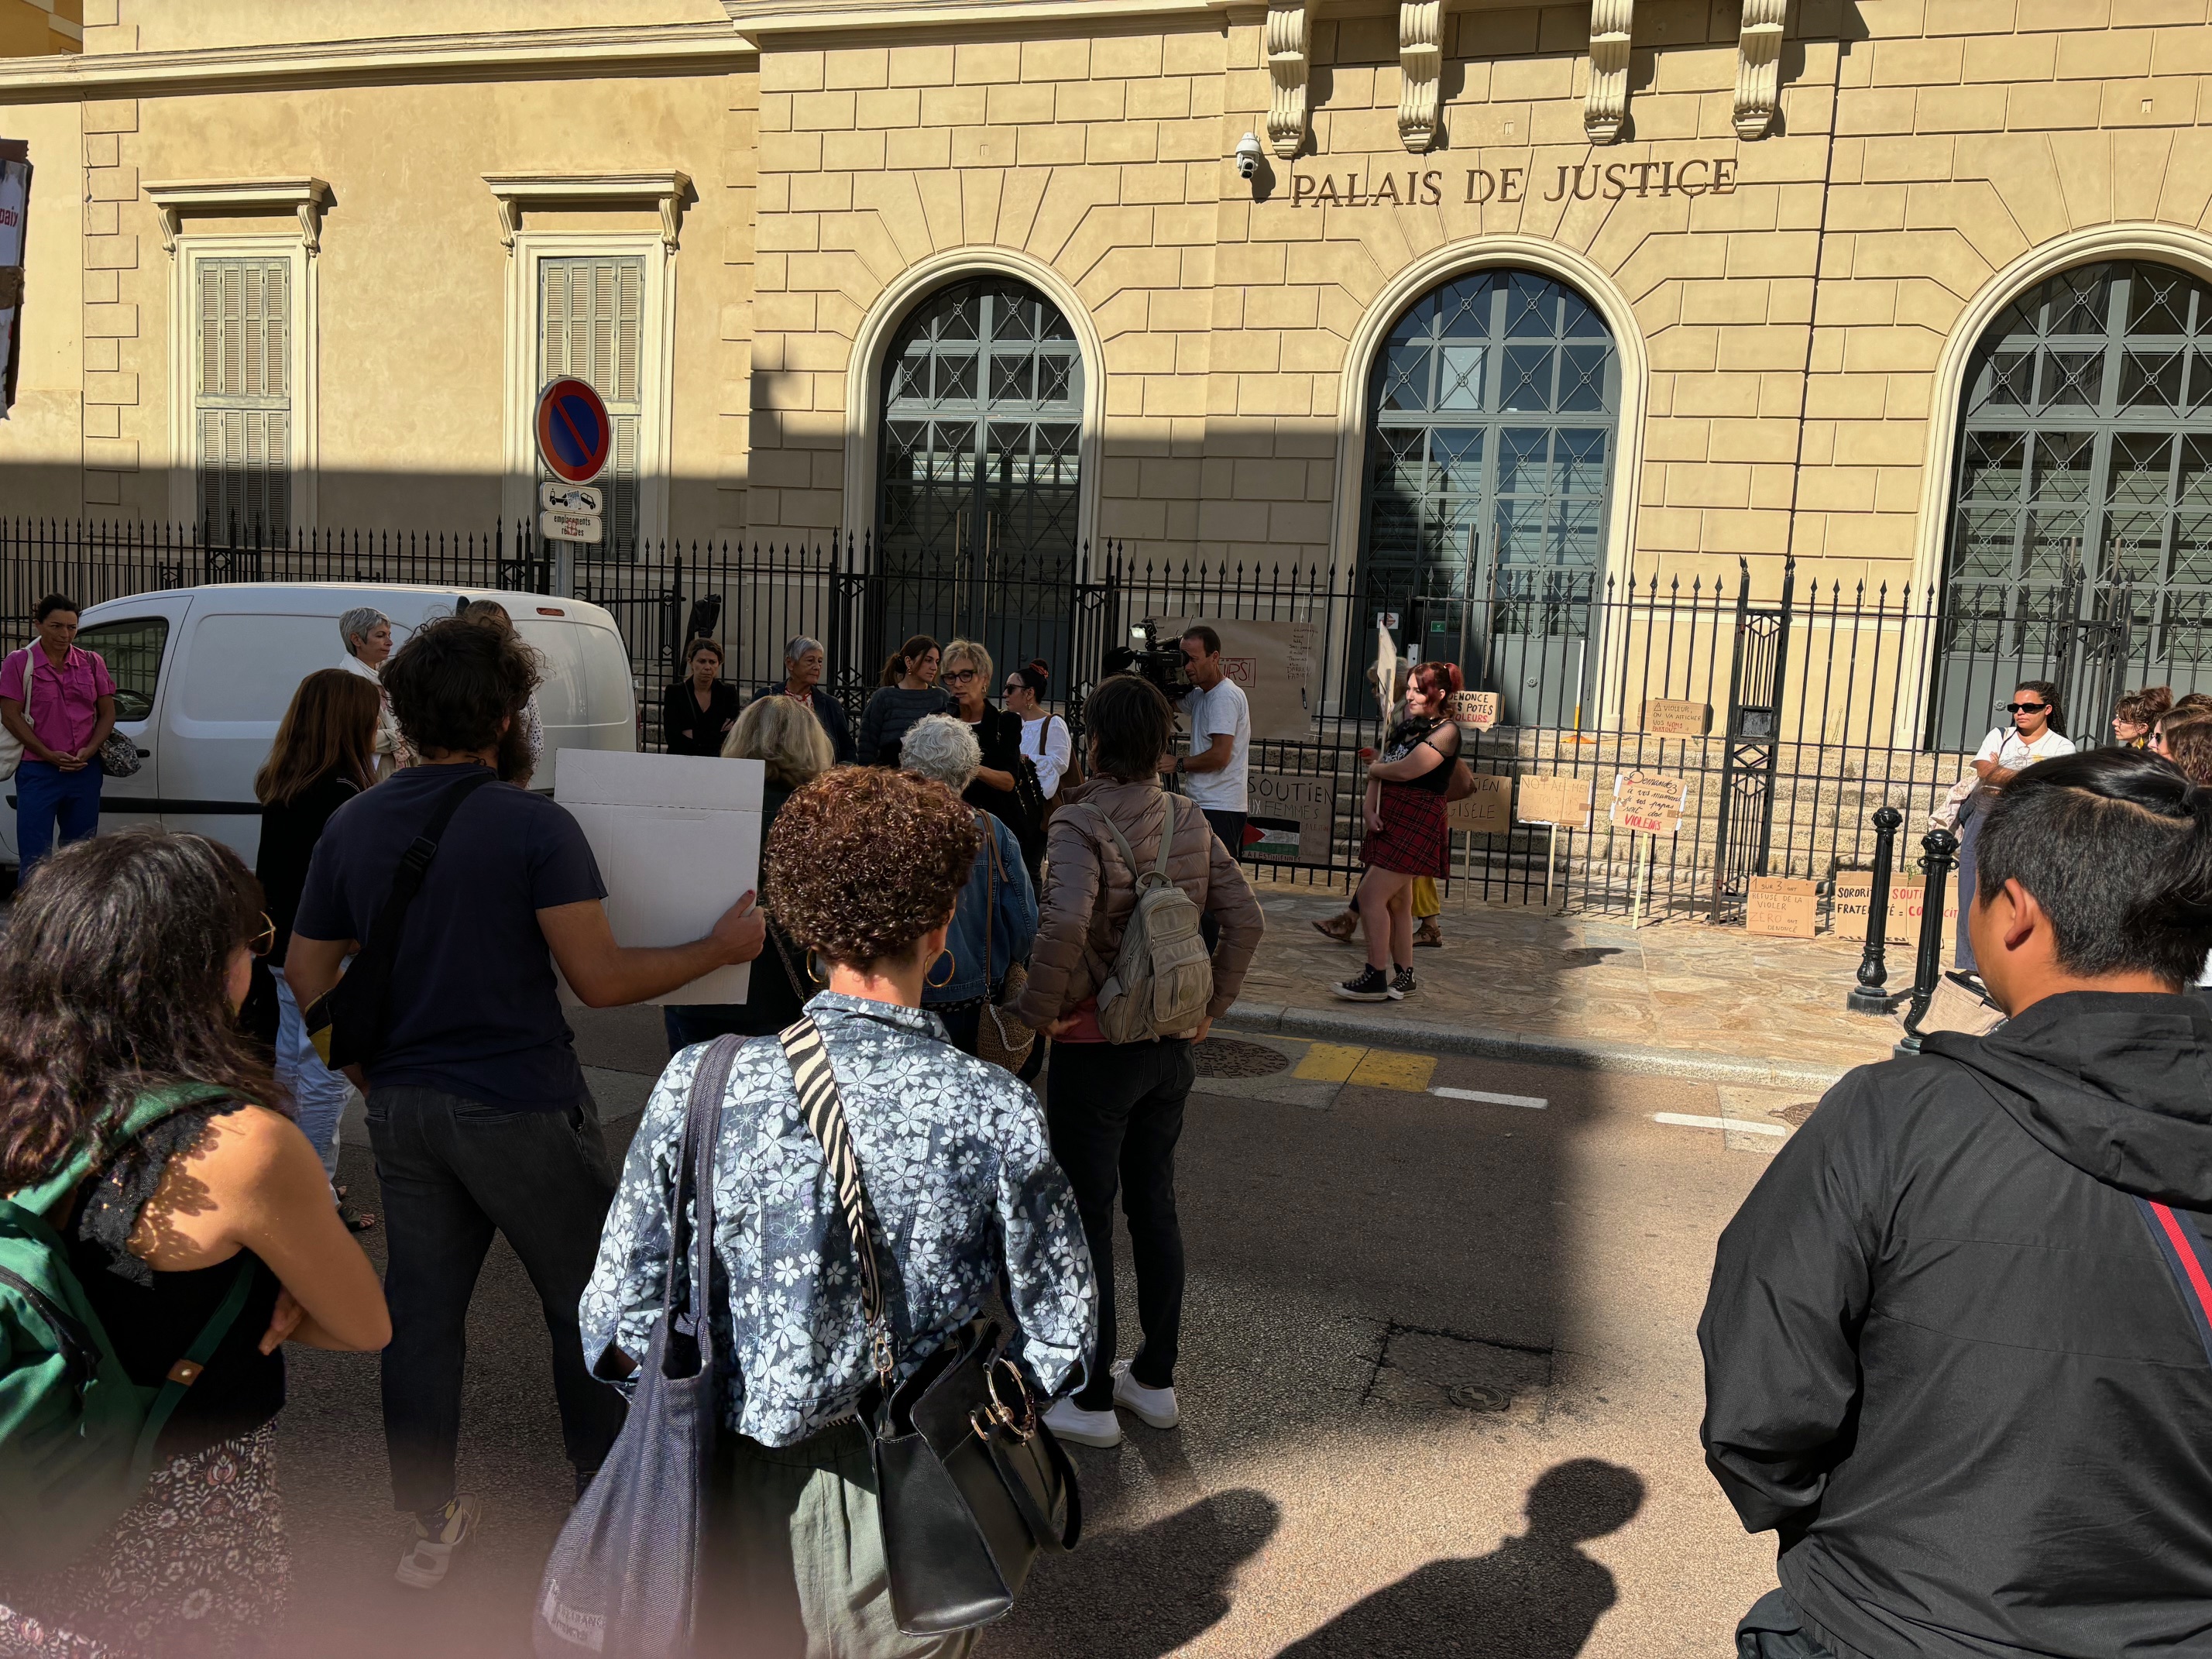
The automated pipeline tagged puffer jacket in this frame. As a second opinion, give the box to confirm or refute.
[1016,778,1265,1028]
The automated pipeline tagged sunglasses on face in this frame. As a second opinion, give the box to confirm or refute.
[1004,680,1023,692]
[2004,702,2049,714]
[249,912,276,958]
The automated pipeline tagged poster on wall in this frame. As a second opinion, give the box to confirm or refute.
[1159,617,1323,740]
[0,140,31,419]
[1245,771,1334,865]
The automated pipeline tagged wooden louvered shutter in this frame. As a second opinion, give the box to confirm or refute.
[538,255,645,556]
[194,257,291,541]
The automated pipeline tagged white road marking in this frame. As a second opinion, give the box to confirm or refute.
[1654,1111,1788,1138]
[1431,1087,1547,1109]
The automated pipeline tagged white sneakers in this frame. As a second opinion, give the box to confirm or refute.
[1112,1361,1180,1430]
[395,1494,480,1589]
[1045,1362,1182,1448]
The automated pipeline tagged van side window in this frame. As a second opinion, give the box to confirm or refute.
[73,617,170,723]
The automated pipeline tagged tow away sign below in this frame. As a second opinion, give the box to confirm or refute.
[539,510,603,544]
[541,482,604,514]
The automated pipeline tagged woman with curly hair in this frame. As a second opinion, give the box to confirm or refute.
[2112,684,2172,747]
[1334,660,1465,1002]
[582,766,1094,1657]
[0,830,390,1659]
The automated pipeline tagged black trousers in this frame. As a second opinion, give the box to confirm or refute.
[1045,1040,1194,1409]
[366,1084,627,1514]
[1736,1590,1837,1658]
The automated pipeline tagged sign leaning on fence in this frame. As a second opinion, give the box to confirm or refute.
[1835,869,1959,947]
[1745,875,1819,939]
[1245,771,1334,865]
[1642,699,1711,737]
[1159,618,1323,740]
[1448,770,1512,836]
[1610,773,1688,836]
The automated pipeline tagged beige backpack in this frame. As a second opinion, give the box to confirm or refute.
[1088,794,1214,1043]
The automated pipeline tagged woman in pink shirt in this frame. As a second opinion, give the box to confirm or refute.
[0,593,116,877]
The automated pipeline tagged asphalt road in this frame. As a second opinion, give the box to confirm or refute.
[270,1009,1798,1657]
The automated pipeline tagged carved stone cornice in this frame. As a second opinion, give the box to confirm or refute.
[1265,0,1314,161]
[1396,0,1443,153]
[144,177,331,254]
[481,171,693,253]
[1733,0,1786,140]
[1585,0,1632,145]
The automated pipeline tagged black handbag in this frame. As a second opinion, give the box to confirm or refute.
[533,1033,744,1659]
[777,1015,1080,1636]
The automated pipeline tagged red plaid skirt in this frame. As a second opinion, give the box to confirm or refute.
[1362,781,1450,877]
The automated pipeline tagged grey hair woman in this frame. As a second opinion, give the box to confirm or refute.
[750,631,856,764]
[900,713,1037,1057]
[335,606,409,775]
[582,765,1091,1656]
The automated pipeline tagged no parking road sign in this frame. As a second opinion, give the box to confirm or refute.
[534,376,611,485]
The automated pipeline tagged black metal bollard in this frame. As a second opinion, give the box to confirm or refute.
[1896,825,1959,1054]
[1847,805,1905,1014]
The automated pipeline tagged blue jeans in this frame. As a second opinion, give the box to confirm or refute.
[15,758,101,874]
[365,1084,624,1514]
[272,967,350,1180]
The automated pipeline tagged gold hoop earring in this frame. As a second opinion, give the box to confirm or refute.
[807,950,828,985]
[926,949,957,990]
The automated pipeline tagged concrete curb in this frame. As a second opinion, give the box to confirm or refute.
[1221,1000,1861,1091]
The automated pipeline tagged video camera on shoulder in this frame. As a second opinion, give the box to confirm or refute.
[1101,619,1190,701]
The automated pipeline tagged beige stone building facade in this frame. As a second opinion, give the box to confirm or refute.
[2,0,2211,740]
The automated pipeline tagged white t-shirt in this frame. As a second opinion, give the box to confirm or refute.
[1973,724,2076,771]
[1019,713,1072,799]
[1180,677,1250,812]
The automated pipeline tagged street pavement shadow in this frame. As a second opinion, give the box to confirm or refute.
[1273,1458,1644,1658]
[982,1486,1279,1658]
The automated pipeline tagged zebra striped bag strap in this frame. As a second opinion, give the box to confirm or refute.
[778,1015,896,1388]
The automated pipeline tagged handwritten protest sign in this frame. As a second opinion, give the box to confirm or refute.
[1448,771,1512,836]
[1642,699,1711,737]
[1609,773,1686,836]
[1516,773,1592,830]
[1746,876,1818,939]
[1448,690,1499,730]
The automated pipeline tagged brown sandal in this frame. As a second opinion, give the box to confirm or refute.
[1311,911,1360,943]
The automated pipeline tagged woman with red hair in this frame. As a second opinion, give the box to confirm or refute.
[1335,660,1464,1001]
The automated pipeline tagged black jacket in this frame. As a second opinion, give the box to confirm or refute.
[1700,992,2212,1658]
[663,680,744,757]
[255,768,361,961]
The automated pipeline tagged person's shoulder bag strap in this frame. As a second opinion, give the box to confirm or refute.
[2135,1197,2212,1366]
[778,1015,895,1390]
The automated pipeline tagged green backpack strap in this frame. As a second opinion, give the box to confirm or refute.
[10,1084,241,1220]
[126,1255,258,1485]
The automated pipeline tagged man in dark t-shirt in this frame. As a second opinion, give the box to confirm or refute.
[287,617,764,1590]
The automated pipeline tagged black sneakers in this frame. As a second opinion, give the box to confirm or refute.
[1393,966,1417,998]
[1334,966,1400,1002]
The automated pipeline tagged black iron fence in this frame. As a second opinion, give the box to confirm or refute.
[0,517,2152,924]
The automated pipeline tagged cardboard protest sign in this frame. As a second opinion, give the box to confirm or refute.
[1746,875,1818,939]
[1887,878,1959,946]
[1516,773,1592,830]
[554,749,762,1006]
[1610,773,1687,836]
[1159,617,1323,740]
[1448,690,1499,730]
[1837,869,1960,946]
[1245,771,1334,865]
[1448,770,1512,836]
[1642,699,1710,737]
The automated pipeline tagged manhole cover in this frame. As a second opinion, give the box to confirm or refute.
[1194,1038,1291,1078]
[1448,1383,1513,1413]
[1774,1101,1819,1127]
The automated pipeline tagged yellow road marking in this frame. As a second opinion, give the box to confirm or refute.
[1292,1042,1367,1082]
[1349,1049,1438,1092]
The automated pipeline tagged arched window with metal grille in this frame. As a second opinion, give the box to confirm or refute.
[1938,259,2212,747]
[1359,268,1620,725]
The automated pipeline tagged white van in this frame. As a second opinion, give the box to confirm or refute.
[1,582,638,871]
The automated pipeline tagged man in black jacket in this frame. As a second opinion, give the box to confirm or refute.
[1701,747,2212,1659]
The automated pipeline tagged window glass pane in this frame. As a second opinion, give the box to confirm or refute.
[74,617,169,723]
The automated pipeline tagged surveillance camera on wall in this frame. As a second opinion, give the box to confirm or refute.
[1235,132,1264,180]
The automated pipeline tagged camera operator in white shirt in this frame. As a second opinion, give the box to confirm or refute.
[1167,626,1252,857]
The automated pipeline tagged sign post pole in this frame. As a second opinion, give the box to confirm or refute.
[1545,822,1558,910]
[1630,831,1647,930]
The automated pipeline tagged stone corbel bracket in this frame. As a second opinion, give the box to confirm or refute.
[480,170,694,253]
[1733,0,1785,140]
[1397,0,1443,153]
[1265,0,1314,160]
[1585,0,1633,145]
[144,177,332,255]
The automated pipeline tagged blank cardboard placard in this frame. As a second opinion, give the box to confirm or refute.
[1247,771,1334,865]
[1746,875,1817,939]
[1517,773,1592,829]
[1642,699,1711,736]
[1448,771,1512,835]
[553,748,763,1007]
[1610,772,1686,836]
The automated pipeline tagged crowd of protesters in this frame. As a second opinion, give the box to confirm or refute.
[22,590,2212,1659]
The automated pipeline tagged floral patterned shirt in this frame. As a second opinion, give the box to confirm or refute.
[579,991,1096,1446]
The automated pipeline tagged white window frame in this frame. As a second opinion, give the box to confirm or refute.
[500,228,677,548]
[166,232,318,531]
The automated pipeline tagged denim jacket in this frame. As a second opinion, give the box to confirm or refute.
[924,809,1037,1006]
[579,992,1094,1445]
